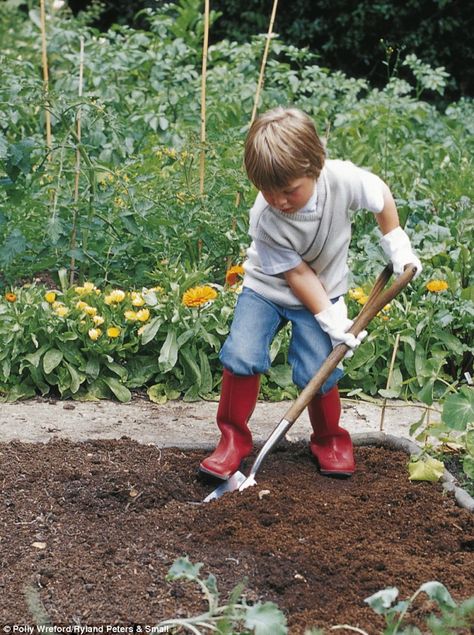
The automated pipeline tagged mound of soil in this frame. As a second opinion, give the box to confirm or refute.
[0,438,473,633]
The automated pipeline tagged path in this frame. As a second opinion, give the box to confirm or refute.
[0,397,430,447]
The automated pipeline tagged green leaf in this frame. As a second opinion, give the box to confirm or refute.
[364,587,399,615]
[181,348,201,385]
[159,328,178,372]
[463,455,474,479]
[24,344,49,368]
[418,581,457,608]
[147,383,168,404]
[166,556,203,582]
[347,341,376,370]
[198,350,213,394]
[85,356,100,380]
[442,387,474,431]
[408,456,444,482]
[244,602,288,635]
[65,362,83,394]
[417,379,434,406]
[204,573,219,601]
[105,360,128,381]
[43,349,64,374]
[140,316,162,345]
[268,364,293,388]
[6,382,36,402]
[102,377,131,402]
[465,429,474,457]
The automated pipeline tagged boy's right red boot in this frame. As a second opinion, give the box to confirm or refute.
[199,369,260,480]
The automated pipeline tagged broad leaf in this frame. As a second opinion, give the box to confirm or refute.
[244,602,287,635]
[140,316,162,345]
[408,457,444,482]
[166,556,203,582]
[364,587,399,614]
[43,349,63,375]
[103,377,131,402]
[159,329,178,372]
[418,581,456,608]
[442,387,474,431]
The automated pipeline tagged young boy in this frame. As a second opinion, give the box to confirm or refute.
[200,106,422,480]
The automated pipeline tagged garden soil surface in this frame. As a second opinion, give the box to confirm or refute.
[1,438,473,633]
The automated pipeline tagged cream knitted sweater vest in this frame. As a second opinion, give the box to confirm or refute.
[243,159,366,307]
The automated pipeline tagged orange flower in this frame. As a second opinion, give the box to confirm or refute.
[182,285,218,307]
[5,292,17,302]
[225,264,245,286]
[426,279,448,293]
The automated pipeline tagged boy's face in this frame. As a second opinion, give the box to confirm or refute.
[261,176,315,214]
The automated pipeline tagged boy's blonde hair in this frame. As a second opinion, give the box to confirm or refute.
[244,106,325,191]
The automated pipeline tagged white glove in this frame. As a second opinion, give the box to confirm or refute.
[380,226,422,279]
[315,298,367,359]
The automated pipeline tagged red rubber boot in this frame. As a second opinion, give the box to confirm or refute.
[199,369,260,480]
[308,386,355,477]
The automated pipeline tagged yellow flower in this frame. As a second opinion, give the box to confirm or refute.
[182,285,218,308]
[226,264,245,286]
[152,285,164,293]
[52,301,64,310]
[107,326,121,338]
[93,315,105,326]
[426,279,449,293]
[74,286,87,296]
[55,306,69,317]
[76,300,88,311]
[136,308,150,322]
[88,328,102,341]
[105,289,126,305]
[348,287,365,301]
[44,291,56,303]
[124,310,138,321]
[131,292,145,307]
[5,292,17,302]
[83,281,96,293]
[83,305,98,316]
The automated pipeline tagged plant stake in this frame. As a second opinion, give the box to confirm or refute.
[199,0,210,196]
[39,0,52,158]
[69,36,85,285]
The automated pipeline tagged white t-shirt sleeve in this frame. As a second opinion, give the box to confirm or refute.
[254,239,302,275]
[347,162,385,213]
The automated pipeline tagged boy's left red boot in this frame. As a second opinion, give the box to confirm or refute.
[307,386,355,477]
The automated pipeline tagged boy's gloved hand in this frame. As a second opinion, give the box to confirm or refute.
[315,298,367,359]
[380,226,422,279]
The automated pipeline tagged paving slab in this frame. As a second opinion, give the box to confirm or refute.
[0,397,431,448]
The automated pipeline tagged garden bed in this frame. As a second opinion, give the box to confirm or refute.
[1,438,473,633]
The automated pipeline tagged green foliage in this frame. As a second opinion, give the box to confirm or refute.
[361,581,474,634]
[210,0,473,100]
[0,266,239,402]
[157,556,288,634]
[0,0,473,408]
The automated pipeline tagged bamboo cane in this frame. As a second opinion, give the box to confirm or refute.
[39,0,52,158]
[69,36,85,286]
[234,0,279,212]
[249,0,279,128]
[199,0,210,196]
[379,332,401,431]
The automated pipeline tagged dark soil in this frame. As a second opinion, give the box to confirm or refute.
[1,438,473,633]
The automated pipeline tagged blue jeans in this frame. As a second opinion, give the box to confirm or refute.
[219,287,343,393]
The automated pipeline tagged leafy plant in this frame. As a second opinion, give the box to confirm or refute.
[156,556,288,634]
[360,581,474,634]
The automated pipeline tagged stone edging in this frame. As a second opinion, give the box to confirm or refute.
[352,432,474,513]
